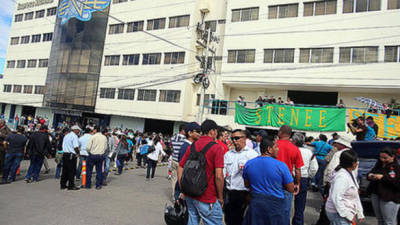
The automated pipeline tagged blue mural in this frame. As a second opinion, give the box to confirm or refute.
[58,0,111,24]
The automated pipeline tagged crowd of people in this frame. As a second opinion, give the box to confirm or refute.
[0,117,399,225]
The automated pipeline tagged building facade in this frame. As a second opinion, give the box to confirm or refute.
[1,0,399,134]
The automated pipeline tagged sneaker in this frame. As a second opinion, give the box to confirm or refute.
[95,186,102,190]
[24,178,32,183]
[67,186,80,191]
[44,169,50,174]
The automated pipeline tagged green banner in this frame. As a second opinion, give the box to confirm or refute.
[235,104,346,132]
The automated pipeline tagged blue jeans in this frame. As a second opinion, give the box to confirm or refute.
[312,158,327,194]
[76,155,88,179]
[55,162,62,179]
[283,190,293,225]
[185,197,223,225]
[86,154,103,188]
[103,156,110,181]
[146,159,157,179]
[243,192,286,225]
[25,154,44,181]
[326,211,351,225]
[292,178,310,225]
[117,154,126,174]
[2,152,23,182]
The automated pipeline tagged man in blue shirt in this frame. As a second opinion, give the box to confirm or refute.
[242,137,294,225]
[311,134,333,193]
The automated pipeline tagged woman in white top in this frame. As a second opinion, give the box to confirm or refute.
[146,135,166,180]
[325,150,364,225]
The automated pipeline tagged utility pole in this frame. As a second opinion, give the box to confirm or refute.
[197,27,211,123]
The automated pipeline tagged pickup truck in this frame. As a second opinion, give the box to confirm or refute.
[351,140,400,202]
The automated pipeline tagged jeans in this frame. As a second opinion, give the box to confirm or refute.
[146,159,157,179]
[103,156,111,181]
[60,153,77,189]
[2,152,23,182]
[312,158,327,194]
[326,211,351,225]
[224,190,249,225]
[185,197,223,225]
[371,194,400,225]
[292,178,310,225]
[55,161,62,179]
[86,154,103,188]
[283,190,293,225]
[243,192,286,225]
[76,155,88,179]
[117,154,126,174]
[136,153,142,167]
[25,154,44,181]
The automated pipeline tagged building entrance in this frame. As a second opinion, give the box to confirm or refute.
[288,90,338,106]
[144,119,174,135]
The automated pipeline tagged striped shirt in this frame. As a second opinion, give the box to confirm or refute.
[171,133,185,162]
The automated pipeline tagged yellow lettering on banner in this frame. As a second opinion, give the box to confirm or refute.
[266,106,273,123]
[290,108,300,126]
[255,109,262,125]
[305,109,312,127]
[319,110,327,128]
[278,107,285,125]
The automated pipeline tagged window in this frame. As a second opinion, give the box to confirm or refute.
[39,59,48,67]
[388,0,400,9]
[164,52,185,64]
[109,23,125,34]
[127,21,144,32]
[269,4,298,19]
[25,12,34,20]
[104,55,120,66]
[31,34,41,43]
[21,36,30,44]
[142,53,161,65]
[3,85,12,93]
[159,90,181,103]
[304,1,337,16]
[137,89,157,101]
[118,89,135,100]
[17,60,26,68]
[169,15,190,28]
[196,94,215,106]
[34,85,45,94]
[264,49,295,63]
[47,7,57,16]
[228,49,256,63]
[147,18,166,30]
[113,0,128,3]
[100,88,116,99]
[35,10,45,18]
[13,85,22,93]
[343,0,381,13]
[122,54,140,65]
[231,7,259,22]
[204,20,217,32]
[43,33,53,42]
[384,46,400,62]
[27,59,37,68]
[15,14,23,22]
[339,47,378,63]
[10,37,19,45]
[7,60,15,68]
[23,85,33,94]
[299,48,334,63]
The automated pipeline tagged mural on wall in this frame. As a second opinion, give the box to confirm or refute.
[58,0,110,24]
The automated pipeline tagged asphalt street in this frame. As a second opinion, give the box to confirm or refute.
[0,160,377,225]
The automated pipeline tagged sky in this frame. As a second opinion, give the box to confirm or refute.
[0,0,16,74]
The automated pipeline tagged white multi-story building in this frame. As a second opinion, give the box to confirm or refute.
[1,0,399,134]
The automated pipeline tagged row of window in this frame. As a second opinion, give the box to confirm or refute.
[14,7,57,22]
[99,88,181,103]
[227,46,400,63]
[109,15,190,34]
[231,0,400,22]
[104,52,185,66]
[6,59,49,69]
[3,85,45,94]
[10,33,53,45]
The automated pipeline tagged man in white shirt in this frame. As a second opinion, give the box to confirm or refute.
[85,126,108,190]
[291,133,318,225]
[76,127,92,181]
[61,125,81,190]
[224,129,258,225]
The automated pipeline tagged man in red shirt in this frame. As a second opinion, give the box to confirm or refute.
[178,119,224,225]
[276,125,304,225]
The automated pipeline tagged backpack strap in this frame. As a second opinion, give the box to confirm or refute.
[190,142,197,153]
[200,141,216,155]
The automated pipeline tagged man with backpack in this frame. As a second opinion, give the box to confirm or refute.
[178,119,224,225]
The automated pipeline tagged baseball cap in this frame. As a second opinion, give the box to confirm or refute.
[255,130,268,137]
[333,136,352,148]
[185,122,201,133]
[71,125,81,131]
[201,119,219,134]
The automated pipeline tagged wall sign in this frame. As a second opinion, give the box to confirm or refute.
[58,0,111,24]
[18,0,54,10]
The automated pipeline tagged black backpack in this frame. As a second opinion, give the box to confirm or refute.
[180,141,216,197]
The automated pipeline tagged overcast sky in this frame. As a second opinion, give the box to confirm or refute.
[0,1,16,74]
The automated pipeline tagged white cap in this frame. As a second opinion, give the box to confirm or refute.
[333,136,352,148]
[71,125,81,131]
